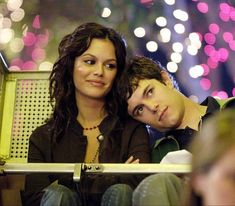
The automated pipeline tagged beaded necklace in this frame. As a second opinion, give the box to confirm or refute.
[83,125,99,131]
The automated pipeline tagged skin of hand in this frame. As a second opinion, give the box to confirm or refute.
[125,156,140,164]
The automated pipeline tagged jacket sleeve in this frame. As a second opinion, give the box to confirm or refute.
[22,125,52,206]
[121,118,151,163]
[116,118,151,188]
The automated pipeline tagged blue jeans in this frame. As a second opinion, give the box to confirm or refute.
[132,173,185,206]
[101,184,133,206]
[40,182,82,206]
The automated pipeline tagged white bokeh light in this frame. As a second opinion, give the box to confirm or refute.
[189,65,204,78]
[164,0,175,5]
[1,17,12,28]
[134,27,146,38]
[0,28,14,44]
[146,41,158,52]
[170,52,182,63]
[173,9,189,21]
[172,42,183,53]
[9,37,24,53]
[39,61,53,71]
[7,0,23,11]
[167,61,178,73]
[10,8,25,22]
[155,16,167,27]
[174,23,185,34]
[187,45,198,55]
[159,28,171,42]
[101,7,111,18]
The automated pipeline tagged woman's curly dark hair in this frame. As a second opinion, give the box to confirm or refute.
[49,22,127,143]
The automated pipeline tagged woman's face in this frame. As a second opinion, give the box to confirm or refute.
[73,38,117,101]
[193,146,235,206]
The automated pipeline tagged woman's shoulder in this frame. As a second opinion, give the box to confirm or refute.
[29,120,53,142]
[124,115,146,127]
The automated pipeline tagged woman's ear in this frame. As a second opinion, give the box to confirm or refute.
[160,71,174,89]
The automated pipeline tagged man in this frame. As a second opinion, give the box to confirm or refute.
[118,55,235,206]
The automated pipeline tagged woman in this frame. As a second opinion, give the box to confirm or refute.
[186,109,235,206]
[23,22,150,206]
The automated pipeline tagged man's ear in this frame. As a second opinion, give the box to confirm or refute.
[161,71,174,89]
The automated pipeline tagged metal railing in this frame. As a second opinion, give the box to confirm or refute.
[0,162,191,182]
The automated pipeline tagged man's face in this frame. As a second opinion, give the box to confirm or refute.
[127,78,185,132]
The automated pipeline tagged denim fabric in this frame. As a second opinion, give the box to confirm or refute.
[40,182,82,206]
[133,173,185,206]
[101,184,133,206]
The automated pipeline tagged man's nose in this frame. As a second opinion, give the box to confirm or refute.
[146,101,158,112]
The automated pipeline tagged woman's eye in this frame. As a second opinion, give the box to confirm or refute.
[84,60,95,65]
[105,63,117,69]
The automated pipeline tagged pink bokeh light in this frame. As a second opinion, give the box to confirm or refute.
[196,32,203,41]
[22,61,37,70]
[36,31,49,48]
[212,91,228,99]
[33,15,41,29]
[32,48,46,62]
[233,88,235,96]
[23,32,36,46]
[219,11,230,22]
[220,3,230,14]
[223,32,233,43]
[229,40,235,50]
[207,57,218,69]
[201,64,210,76]
[210,50,220,62]
[230,10,235,21]
[200,78,211,90]
[204,33,216,45]
[11,58,24,68]
[209,23,220,34]
[204,45,215,56]
[218,48,229,62]
[197,2,208,13]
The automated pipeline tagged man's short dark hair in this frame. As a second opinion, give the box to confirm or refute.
[118,56,179,103]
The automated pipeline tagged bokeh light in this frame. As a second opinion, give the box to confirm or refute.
[155,16,167,27]
[0,0,234,101]
[166,61,178,73]
[134,27,146,38]
[101,7,111,18]
[146,41,158,52]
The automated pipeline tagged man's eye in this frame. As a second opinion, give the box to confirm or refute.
[147,88,153,97]
[136,106,144,115]
[84,60,95,65]
[105,63,117,70]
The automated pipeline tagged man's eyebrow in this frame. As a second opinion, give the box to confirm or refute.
[131,84,150,117]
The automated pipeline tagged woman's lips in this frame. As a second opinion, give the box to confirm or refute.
[87,80,105,87]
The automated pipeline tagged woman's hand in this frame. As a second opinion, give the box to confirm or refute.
[125,156,139,164]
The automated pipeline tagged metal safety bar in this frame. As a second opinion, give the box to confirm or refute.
[0,163,191,182]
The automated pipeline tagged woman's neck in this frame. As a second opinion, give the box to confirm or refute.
[76,95,107,127]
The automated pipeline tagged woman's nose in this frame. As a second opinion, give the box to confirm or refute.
[93,64,104,76]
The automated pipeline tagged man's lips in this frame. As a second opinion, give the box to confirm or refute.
[159,106,168,121]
